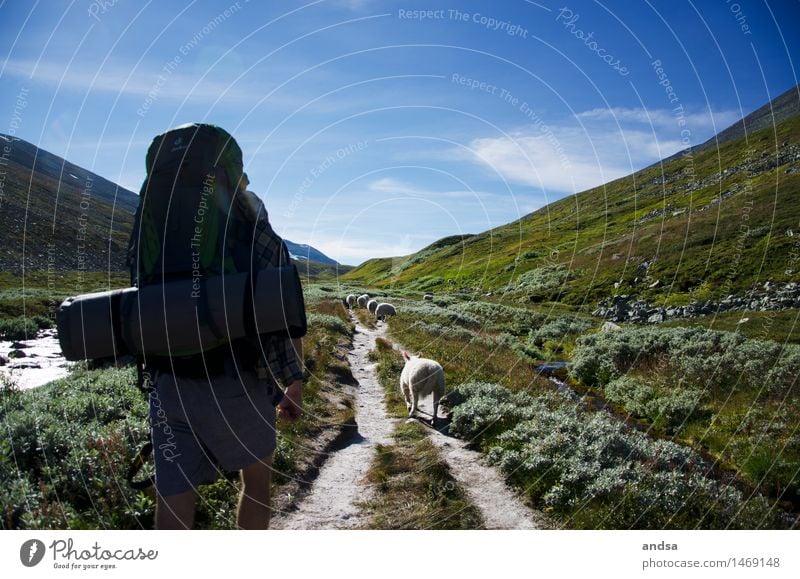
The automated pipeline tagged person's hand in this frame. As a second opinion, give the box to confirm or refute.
[277,381,303,422]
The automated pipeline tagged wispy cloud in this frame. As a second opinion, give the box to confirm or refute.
[367,177,502,201]
[2,58,363,112]
[460,106,740,193]
[4,59,256,103]
[576,106,741,132]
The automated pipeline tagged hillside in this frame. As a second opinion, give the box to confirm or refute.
[344,86,800,308]
[0,134,138,273]
[0,135,339,278]
[671,83,800,160]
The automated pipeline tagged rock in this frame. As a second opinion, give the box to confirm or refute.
[9,359,41,369]
[649,279,661,289]
[737,317,750,324]
[0,354,8,366]
[647,312,665,323]
[10,341,30,349]
[601,321,622,332]
[7,349,26,359]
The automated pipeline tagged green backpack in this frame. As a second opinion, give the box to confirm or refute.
[127,123,255,357]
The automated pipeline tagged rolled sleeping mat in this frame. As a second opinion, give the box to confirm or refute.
[57,265,307,361]
[251,265,307,339]
[122,271,249,358]
[57,287,137,361]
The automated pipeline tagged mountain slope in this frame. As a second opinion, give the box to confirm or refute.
[284,240,340,265]
[344,86,800,307]
[0,135,339,276]
[688,83,800,156]
[0,134,138,273]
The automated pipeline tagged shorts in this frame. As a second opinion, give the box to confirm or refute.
[148,370,278,497]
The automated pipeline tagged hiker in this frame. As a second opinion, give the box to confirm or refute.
[129,124,304,529]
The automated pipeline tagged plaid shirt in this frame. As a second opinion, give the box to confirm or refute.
[243,190,305,387]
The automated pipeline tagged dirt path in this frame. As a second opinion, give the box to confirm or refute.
[273,313,546,530]
[426,427,547,529]
[271,315,397,529]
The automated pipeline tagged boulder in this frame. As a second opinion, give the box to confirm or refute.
[601,321,622,332]
[7,349,26,359]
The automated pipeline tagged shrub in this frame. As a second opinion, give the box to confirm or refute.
[307,313,352,336]
[400,302,481,329]
[447,380,779,528]
[0,315,53,341]
[452,301,545,334]
[1,366,152,529]
[509,265,572,297]
[529,316,594,346]
[604,375,705,432]
[407,320,476,341]
[571,325,800,397]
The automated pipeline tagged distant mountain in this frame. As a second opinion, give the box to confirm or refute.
[0,135,342,276]
[283,240,340,265]
[344,85,800,306]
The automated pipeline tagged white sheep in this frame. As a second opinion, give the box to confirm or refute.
[374,302,396,320]
[346,294,357,308]
[423,294,434,301]
[400,351,445,425]
[367,299,379,315]
[357,294,369,308]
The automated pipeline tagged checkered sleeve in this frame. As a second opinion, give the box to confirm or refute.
[246,191,305,386]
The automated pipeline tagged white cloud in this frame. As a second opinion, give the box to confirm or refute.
[462,106,741,193]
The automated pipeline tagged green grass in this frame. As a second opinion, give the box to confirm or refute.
[0,271,129,319]
[663,309,800,344]
[359,421,483,530]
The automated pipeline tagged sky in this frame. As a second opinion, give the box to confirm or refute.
[1,0,798,266]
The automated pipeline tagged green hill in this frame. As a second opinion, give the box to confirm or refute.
[344,86,800,308]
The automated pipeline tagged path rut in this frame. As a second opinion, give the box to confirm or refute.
[271,315,396,529]
[273,313,546,530]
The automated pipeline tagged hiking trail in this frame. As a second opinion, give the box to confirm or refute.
[271,314,396,529]
[272,312,546,530]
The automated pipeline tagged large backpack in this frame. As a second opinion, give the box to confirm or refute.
[126,123,256,360]
[129,123,250,287]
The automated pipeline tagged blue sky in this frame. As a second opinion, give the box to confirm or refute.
[1,0,798,265]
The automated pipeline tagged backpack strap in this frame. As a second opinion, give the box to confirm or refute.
[127,441,155,491]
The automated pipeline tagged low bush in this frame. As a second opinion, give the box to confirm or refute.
[452,301,545,334]
[0,315,53,341]
[447,381,780,529]
[529,316,594,346]
[570,326,800,397]
[306,313,352,336]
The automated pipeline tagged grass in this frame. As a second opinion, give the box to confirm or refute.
[0,271,129,319]
[359,421,483,530]
[363,333,483,529]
